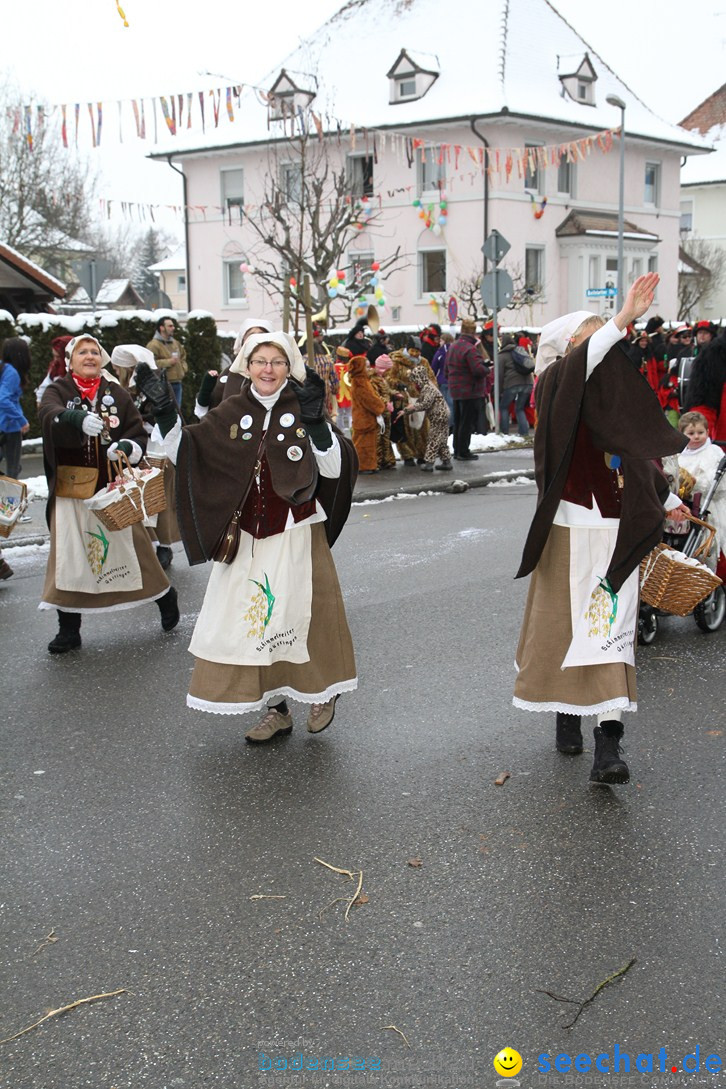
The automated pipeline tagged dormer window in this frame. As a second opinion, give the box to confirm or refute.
[559,52,597,107]
[387,49,439,105]
[267,68,316,122]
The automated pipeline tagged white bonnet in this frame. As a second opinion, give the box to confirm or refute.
[534,310,593,376]
[230,331,306,383]
[65,334,111,369]
[110,344,157,370]
[232,317,273,355]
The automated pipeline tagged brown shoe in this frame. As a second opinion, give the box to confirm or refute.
[245,708,293,744]
[0,558,13,580]
[306,695,338,734]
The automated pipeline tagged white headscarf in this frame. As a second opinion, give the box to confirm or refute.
[65,334,111,370]
[230,331,306,383]
[534,310,593,376]
[110,344,157,370]
[232,317,273,354]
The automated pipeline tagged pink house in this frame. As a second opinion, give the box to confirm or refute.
[151,0,709,332]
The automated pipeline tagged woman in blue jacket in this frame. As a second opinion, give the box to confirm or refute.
[0,337,31,480]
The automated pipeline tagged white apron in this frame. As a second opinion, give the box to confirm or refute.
[561,526,638,670]
[55,497,142,594]
[189,525,314,667]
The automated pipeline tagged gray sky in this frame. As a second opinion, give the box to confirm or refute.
[6,0,724,237]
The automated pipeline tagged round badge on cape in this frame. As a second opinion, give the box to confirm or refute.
[220,375,228,384]
[280,412,295,427]
[240,414,253,429]
[106,415,120,429]
[296,427,306,438]
[277,433,285,441]
[287,445,303,461]
[102,394,115,407]
[242,432,252,441]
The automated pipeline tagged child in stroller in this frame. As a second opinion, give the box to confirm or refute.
[639,412,726,641]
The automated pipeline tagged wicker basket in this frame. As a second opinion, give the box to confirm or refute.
[640,515,722,616]
[84,452,165,532]
[0,475,28,538]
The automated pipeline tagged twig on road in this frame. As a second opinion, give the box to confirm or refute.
[537,957,637,1029]
[32,929,58,956]
[0,989,126,1046]
[383,1024,411,1048]
[249,895,286,900]
[314,857,364,921]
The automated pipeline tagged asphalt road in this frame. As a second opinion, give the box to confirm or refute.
[1,484,724,1089]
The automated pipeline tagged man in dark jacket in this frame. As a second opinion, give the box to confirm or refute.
[497,333,534,436]
[445,318,490,460]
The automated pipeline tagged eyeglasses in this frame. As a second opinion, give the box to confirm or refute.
[248,358,289,369]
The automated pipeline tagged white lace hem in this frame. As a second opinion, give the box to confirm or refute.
[512,695,637,715]
[38,588,171,615]
[187,677,359,716]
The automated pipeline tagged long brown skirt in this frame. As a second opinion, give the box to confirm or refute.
[188,523,357,714]
[40,508,170,614]
[513,525,637,715]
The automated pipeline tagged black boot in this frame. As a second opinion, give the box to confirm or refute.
[48,611,82,654]
[589,723,630,785]
[556,712,583,754]
[156,545,173,570]
[157,586,180,632]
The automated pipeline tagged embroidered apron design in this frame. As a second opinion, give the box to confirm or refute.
[55,497,142,593]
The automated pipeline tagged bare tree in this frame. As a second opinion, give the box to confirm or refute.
[238,131,404,330]
[454,261,545,324]
[0,91,97,275]
[678,238,726,321]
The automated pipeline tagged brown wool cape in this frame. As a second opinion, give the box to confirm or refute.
[516,340,687,592]
[39,374,147,521]
[176,381,357,566]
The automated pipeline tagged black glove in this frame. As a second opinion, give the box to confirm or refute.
[134,363,178,436]
[196,371,219,408]
[294,366,326,425]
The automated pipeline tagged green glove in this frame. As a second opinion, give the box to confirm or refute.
[197,371,219,408]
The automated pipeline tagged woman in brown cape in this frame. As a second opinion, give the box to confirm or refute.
[137,332,358,743]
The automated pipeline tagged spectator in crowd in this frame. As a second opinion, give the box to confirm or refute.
[35,335,73,404]
[446,318,490,461]
[420,324,441,364]
[0,338,31,481]
[497,333,534,437]
[400,364,452,473]
[348,350,386,474]
[431,332,454,415]
[146,316,188,407]
[369,353,397,470]
[367,329,392,367]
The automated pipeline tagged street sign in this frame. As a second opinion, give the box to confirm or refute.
[481,229,511,265]
[586,287,617,298]
[447,295,458,322]
[73,259,113,304]
[480,267,514,310]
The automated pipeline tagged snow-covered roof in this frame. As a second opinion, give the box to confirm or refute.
[681,125,726,185]
[0,243,66,296]
[148,246,187,272]
[66,280,144,307]
[151,0,710,159]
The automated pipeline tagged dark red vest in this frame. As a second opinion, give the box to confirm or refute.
[239,452,317,540]
[561,421,622,517]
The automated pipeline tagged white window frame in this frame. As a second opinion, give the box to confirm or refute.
[280,161,303,204]
[417,146,446,197]
[557,158,575,197]
[524,246,545,293]
[223,259,248,306]
[644,161,661,207]
[680,199,694,234]
[588,255,600,291]
[348,250,376,285]
[419,248,447,297]
[524,145,543,194]
[221,167,244,221]
[347,154,374,199]
[177,274,186,292]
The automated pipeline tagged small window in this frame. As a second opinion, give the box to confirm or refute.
[525,247,544,292]
[420,249,446,294]
[280,162,303,204]
[557,158,574,196]
[606,256,619,278]
[644,162,660,206]
[630,258,643,284]
[524,145,542,193]
[177,275,186,291]
[418,146,445,195]
[578,81,589,101]
[223,260,247,305]
[348,251,375,283]
[221,168,244,222]
[588,255,600,290]
[680,199,693,233]
[391,306,402,321]
[347,155,374,198]
[648,255,658,275]
[398,78,417,98]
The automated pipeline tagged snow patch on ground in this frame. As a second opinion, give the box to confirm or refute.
[4,542,50,558]
[353,491,443,506]
[448,433,527,453]
[21,476,49,501]
[488,476,533,487]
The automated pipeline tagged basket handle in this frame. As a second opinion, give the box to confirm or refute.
[111,447,137,482]
[682,511,717,560]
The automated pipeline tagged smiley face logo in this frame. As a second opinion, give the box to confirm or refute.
[493,1048,522,1078]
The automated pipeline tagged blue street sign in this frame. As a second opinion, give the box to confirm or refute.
[586,288,617,298]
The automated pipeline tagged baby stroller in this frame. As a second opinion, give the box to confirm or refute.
[638,451,726,643]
